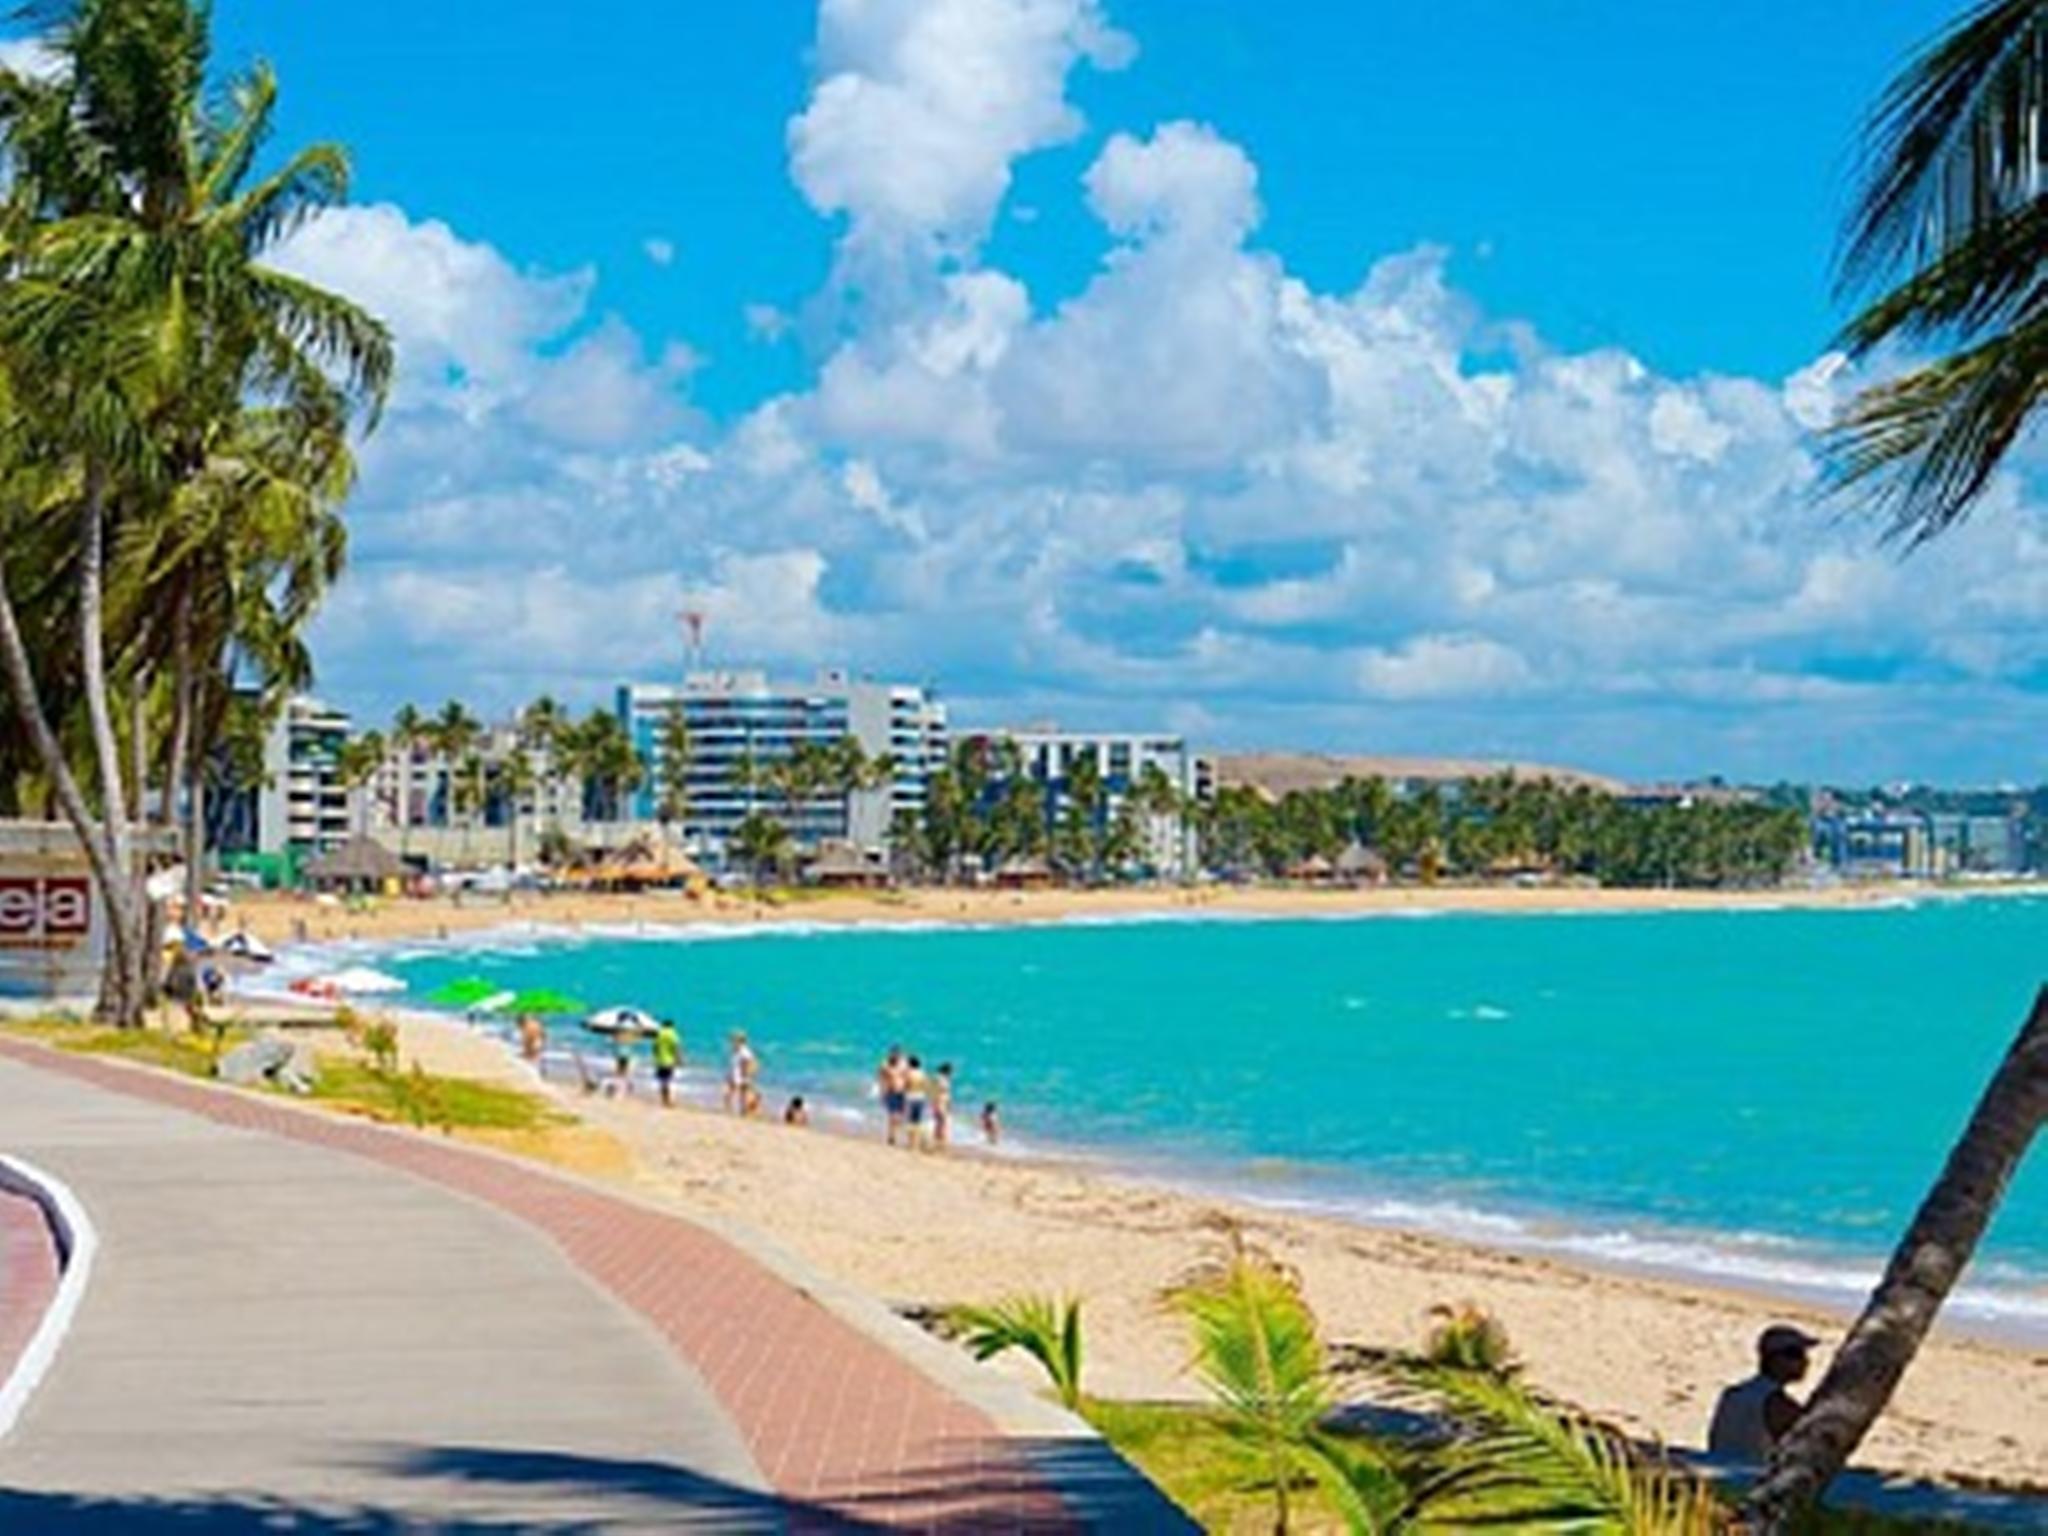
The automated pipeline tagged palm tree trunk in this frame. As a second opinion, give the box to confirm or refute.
[1746,984,2048,1525]
[0,540,136,1017]
[184,680,207,920]
[76,478,147,1025]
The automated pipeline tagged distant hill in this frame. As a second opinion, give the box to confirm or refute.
[1215,752,1626,796]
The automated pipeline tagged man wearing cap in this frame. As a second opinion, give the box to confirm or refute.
[1707,1324,1820,1459]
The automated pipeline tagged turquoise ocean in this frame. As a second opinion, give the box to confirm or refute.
[338,895,2046,1335]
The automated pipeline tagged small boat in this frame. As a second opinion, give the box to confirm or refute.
[582,1006,660,1039]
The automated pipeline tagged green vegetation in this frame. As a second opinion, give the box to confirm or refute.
[946,1294,1086,1413]
[309,1058,568,1134]
[11,1017,252,1077]
[1422,1300,1520,1375]
[0,0,391,1026]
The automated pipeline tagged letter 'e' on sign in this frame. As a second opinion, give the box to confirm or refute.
[0,875,93,948]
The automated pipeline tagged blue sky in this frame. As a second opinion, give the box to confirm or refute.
[175,2,2047,781]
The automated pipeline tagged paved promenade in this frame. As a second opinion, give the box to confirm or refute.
[0,1040,1188,1532]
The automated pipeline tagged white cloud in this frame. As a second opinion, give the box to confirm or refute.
[0,34,61,80]
[304,10,2048,782]
[788,0,1132,271]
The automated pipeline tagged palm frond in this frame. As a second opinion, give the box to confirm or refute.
[945,1294,1085,1411]
[1394,1365,1728,1535]
[1841,0,2048,293]
[1826,313,2048,544]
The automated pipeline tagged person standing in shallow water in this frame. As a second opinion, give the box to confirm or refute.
[903,1055,929,1150]
[1707,1324,1818,1460]
[930,1062,955,1148]
[651,1018,682,1108]
[877,1046,909,1145]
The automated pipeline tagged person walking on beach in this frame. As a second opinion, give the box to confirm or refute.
[1707,1324,1818,1460]
[724,1031,758,1115]
[903,1055,930,1150]
[651,1018,682,1108]
[980,1101,1001,1146]
[517,1013,546,1065]
[877,1046,909,1145]
[930,1062,955,1148]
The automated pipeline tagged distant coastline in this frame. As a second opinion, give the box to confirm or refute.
[224,874,2048,951]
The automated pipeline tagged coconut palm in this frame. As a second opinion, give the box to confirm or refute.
[335,730,385,836]
[947,1295,1085,1413]
[1823,0,2048,545]
[0,0,389,1023]
[1746,3,2048,1513]
[729,809,791,889]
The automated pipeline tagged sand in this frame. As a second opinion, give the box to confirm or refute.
[224,875,2046,951]
[378,1004,2048,1488]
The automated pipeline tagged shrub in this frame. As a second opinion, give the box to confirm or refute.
[946,1294,1085,1412]
[1423,1301,1519,1376]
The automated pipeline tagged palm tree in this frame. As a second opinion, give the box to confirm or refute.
[1824,0,2048,545]
[654,702,692,837]
[495,750,536,872]
[428,700,480,828]
[1164,1236,1391,1534]
[335,730,385,837]
[947,1295,1085,1413]
[388,703,423,858]
[730,809,792,889]
[1747,4,2048,1514]
[0,0,389,1024]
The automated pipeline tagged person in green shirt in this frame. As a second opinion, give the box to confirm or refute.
[651,1018,683,1107]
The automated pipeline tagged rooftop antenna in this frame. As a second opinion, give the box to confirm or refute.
[678,607,707,677]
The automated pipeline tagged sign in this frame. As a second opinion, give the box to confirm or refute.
[0,875,93,949]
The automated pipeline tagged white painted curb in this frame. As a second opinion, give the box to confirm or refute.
[0,1155,97,1441]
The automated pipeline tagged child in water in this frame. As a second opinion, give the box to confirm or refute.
[980,1100,1000,1146]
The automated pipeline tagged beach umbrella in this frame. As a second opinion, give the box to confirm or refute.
[471,990,518,1014]
[583,1005,660,1038]
[324,966,407,996]
[426,976,501,1008]
[507,987,586,1017]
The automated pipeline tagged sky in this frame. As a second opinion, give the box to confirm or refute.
[111,3,2048,780]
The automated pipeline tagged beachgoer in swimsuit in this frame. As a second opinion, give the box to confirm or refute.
[931,1062,955,1148]
[652,1018,682,1107]
[784,1095,810,1127]
[725,1032,758,1115]
[980,1101,1000,1146]
[610,1046,633,1097]
[518,1013,546,1063]
[904,1055,929,1150]
[877,1046,909,1145]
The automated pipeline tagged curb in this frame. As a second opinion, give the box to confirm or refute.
[0,1154,98,1442]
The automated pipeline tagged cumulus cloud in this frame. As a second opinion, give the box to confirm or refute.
[304,7,2048,781]
[789,0,1132,272]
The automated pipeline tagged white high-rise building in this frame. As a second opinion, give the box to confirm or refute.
[617,669,948,858]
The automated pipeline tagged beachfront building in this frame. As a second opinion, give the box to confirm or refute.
[994,726,1208,879]
[617,669,948,863]
[1811,804,2034,879]
[253,695,354,858]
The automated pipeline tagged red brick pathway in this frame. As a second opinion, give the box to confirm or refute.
[0,1037,1082,1532]
[0,1181,60,1400]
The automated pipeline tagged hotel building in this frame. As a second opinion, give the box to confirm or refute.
[617,669,948,859]
[253,696,355,857]
[996,726,1210,877]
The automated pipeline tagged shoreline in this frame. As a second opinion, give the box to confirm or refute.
[221,874,2048,952]
[374,1004,2048,1486]
[231,882,2048,1356]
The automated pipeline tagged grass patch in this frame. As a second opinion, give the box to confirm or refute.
[310,1058,571,1133]
[5,1016,252,1077]
[1084,1399,1367,1535]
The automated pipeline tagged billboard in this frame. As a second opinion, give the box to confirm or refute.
[0,824,108,1001]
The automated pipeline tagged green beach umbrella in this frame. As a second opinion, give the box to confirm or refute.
[507,988,587,1017]
[425,976,502,1008]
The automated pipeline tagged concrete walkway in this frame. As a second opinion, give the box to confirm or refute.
[0,1041,1189,1532]
[0,1050,776,1531]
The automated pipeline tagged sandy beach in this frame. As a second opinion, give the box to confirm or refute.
[375,999,2048,1489]
[224,875,2046,950]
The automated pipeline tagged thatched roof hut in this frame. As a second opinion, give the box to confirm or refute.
[302,835,406,893]
[804,841,888,888]
[1334,843,1389,886]
[992,854,1056,890]
[561,835,706,892]
[1284,852,1337,884]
